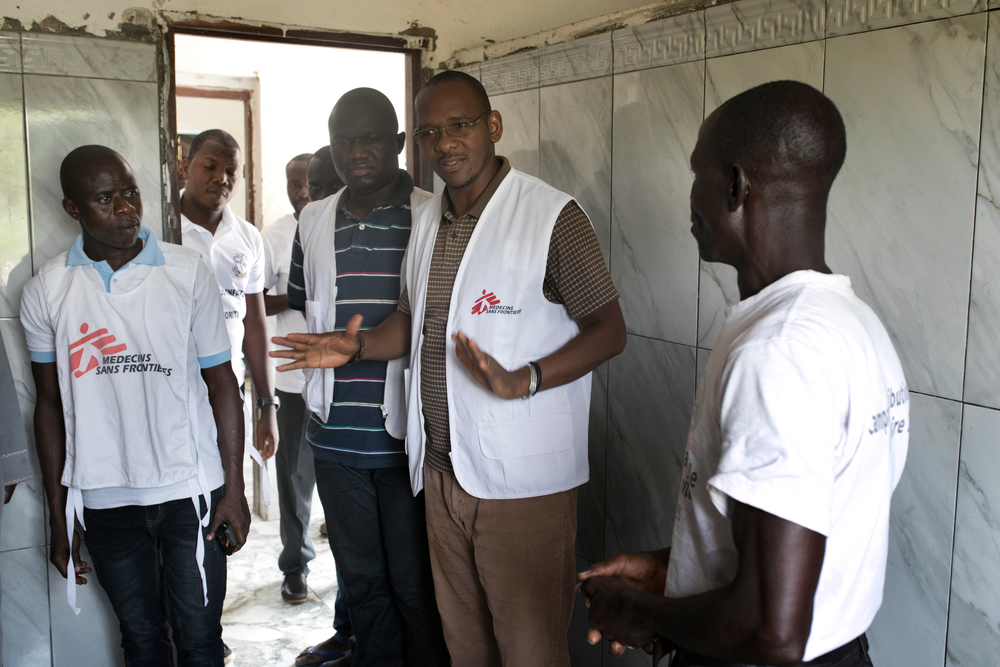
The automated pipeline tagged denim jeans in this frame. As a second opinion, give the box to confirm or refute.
[84,486,227,667]
[313,459,449,667]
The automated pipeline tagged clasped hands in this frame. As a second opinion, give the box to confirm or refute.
[577,549,673,664]
[270,314,531,400]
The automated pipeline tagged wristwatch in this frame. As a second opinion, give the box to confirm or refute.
[257,395,281,410]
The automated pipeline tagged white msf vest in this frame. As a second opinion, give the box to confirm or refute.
[37,244,215,614]
[297,187,432,436]
[405,168,592,499]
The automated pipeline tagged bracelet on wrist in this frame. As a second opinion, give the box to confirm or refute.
[347,334,366,365]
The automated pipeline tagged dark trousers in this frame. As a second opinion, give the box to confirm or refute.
[84,487,227,667]
[275,390,316,575]
[314,458,449,667]
[673,635,873,667]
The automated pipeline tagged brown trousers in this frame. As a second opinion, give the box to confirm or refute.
[423,465,577,667]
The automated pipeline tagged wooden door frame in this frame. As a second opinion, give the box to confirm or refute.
[162,18,429,243]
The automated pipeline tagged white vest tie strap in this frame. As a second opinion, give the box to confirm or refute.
[64,487,86,614]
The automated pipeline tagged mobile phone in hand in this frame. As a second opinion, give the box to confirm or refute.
[215,522,237,556]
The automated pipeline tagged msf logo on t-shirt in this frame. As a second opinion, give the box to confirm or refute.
[470,290,522,316]
[69,323,127,378]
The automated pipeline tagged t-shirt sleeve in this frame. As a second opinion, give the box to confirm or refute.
[191,261,234,369]
[287,226,307,312]
[20,276,56,363]
[260,227,280,291]
[398,285,410,316]
[245,228,266,295]
[708,338,841,537]
[543,201,620,320]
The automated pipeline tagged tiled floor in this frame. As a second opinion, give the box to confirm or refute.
[221,459,338,667]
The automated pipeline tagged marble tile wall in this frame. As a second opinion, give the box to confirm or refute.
[473,0,1000,665]
[491,89,540,177]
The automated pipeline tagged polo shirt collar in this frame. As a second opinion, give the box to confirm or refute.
[179,189,236,237]
[66,226,165,268]
[336,170,415,216]
[441,156,511,222]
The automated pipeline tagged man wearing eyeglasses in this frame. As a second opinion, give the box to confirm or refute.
[273,71,627,667]
[285,88,448,667]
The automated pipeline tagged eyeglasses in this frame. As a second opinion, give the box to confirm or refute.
[412,110,492,146]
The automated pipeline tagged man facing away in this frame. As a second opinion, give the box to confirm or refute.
[22,145,249,666]
[285,89,448,667]
[579,81,909,667]
[180,129,279,467]
[273,71,627,667]
[261,153,317,603]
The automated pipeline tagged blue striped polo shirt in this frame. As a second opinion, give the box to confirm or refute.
[288,171,413,468]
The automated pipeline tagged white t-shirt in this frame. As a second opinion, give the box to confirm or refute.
[20,229,231,509]
[666,271,909,661]
[261,213,307,394]
[181,202,265,382]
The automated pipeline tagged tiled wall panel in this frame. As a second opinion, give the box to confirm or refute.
[0,73,31,319]
[491,89,540,177]
[0,546,51,667]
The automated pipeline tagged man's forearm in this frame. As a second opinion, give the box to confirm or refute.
[243,293,275,396]
[536,299,626,391]
[201,365,246,488]
[360,309,412,361]
[263,292,289,316]
[30,363,68,530]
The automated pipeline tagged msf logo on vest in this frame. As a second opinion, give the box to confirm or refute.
[470,290,522,316]
[69,323,126,378]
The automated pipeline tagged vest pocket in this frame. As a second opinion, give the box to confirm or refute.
[477,413,573,460]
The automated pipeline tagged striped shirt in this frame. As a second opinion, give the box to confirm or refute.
[398,158,619,473]
[288,171,414,468]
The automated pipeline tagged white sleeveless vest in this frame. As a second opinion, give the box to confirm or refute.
[297,186,432,437]
[405,168,592,499]
[35,242,216,613]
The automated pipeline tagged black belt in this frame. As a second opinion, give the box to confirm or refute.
[673,634,866,667]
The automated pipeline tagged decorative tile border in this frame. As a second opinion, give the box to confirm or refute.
[826,0,985,36]
[613,12,706,74]
[22,34,156,82]
[481,50,540,95]
[705,0,825,58]
[0,33,20,73]
[538,33,612,86]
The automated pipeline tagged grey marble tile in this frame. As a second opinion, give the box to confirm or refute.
[697,41,825,348]
[491,89,540,178]
[613,12,705,74]
[946,404,1000,667]
[540,77,612,264]
[578,362,608,564]
[0,73,31,319]
[0,319,45,553]
[963,11,1000,409]
[48,538,126,666]
[25,75,162,269]
[867,393,960,667]
[611,62,704,346]
[0,546,51,666]
[22,33,156,82]
[827,0,985,38]
[605,335,696,556]
[481,50,540,96]
[569,554,603,667]
[705,0,825,58]
[824,14,986,401]
[0,32,20,73]
[456,63,481,81]
[538,33,612,87]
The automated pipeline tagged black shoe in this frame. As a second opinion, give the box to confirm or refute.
[222,642,234,664]
[281,572,308,603]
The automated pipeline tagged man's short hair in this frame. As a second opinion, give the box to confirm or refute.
[706,81,846,190]
[419,70,491,116]
[188,129,241,162]
[60,145,127,200]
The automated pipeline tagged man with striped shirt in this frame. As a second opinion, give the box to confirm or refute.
[287,89,448,667]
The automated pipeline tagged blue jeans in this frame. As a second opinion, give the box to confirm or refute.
[84,486,227,667]
[314,459,449,667]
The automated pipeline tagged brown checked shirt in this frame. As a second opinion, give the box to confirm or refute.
[399,157,619,473]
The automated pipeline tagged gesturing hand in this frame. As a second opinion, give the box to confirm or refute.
[452,330,529,400]
[271,314,364,371]
[579,575,659,659]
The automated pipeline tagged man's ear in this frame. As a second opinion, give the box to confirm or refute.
[62,198,81,221]
[180,159,190,181]
[488,109,503,144]
[728,163,750,213]
[395,131,406,155]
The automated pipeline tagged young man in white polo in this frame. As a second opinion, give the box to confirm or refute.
[180,129,280,464]
[22,145,250,666]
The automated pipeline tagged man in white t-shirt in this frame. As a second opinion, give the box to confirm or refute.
[181,129,279,464]
[261,153,326,603]
[22,145,249,665]
[580,81,909,667]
